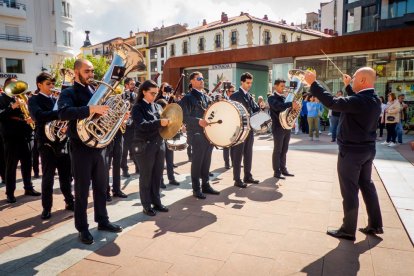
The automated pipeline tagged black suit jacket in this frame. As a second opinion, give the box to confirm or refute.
[229,88,260,115]
[57,82,92,143]
[0,93,33,140]
[179,89,211,134]
[310,82,381,152]
[28,93,59,145]
[268,92,293,130]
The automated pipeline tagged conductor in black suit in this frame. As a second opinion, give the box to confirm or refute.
[230,72,260,188]
[268,79,299,179]
[305,67,383,241]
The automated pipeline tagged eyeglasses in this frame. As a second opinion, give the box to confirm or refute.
[196,77,204,81]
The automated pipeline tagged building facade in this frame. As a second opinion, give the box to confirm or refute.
[0,0,74,89]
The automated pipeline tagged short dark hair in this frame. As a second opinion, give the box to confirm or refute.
[398,94,405,98]
[189,71,202,80]
[4,77,17,88]
[156,98,168,108]
[274,79,286,86]
[36,72,55,85]
[124,77,133,85]
[240,72,253,82]
[74,59,89,71]
[137,80,158,101]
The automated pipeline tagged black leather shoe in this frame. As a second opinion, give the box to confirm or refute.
[7,195,16,203]
[359,226,384,235]
[41,209,51,220]
[202,186,220,195]
[225,165,231,169]
[160,182,167,189]
[24,189,41,196]
[234,180,247,188]
[122,171,131,178]
[193,191,206,199]
[173,164,178,168]
[153,205,169,212]
[143,207,157,216]
[135,167,139,174]
[98,222,123,233]
[34,174,40,179]
[79,230,94,244]
[106,194,112,202]
[169,179,180,186]
[244,177,259,184]
[65,201,75,211]
[274,173,286,180]
[331,138,336,142]
[209,172,214,177]
[326,228,356,241]
[281,171,295,177]
[113,191,128,198]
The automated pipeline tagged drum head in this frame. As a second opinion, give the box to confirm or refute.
[250,112,271,132]
[204,101,245,147]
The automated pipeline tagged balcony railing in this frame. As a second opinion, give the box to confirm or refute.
[0,34,32,43]
[0,1,26,10]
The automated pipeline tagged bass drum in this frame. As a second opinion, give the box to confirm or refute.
[250,111,272,134]
[166,133,188,151]
[203,100,250,148]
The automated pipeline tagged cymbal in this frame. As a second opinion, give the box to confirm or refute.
[159,103,183,139]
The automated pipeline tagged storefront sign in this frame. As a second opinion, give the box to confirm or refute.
[0,73,18,79]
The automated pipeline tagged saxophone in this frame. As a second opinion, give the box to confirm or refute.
[279,69,307,129]
[77,42,146,148]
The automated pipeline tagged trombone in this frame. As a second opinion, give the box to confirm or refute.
[4,80,35,130]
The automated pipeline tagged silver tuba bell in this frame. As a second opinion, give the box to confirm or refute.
[45,99,68,142]
[279,69,308,129]
[77,42,146,148]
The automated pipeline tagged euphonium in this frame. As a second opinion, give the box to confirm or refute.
[4,80,35,130]
[45,99,68,142]
[279,69,308,129]
[77,42,146,148]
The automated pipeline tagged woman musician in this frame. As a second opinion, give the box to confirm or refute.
[132,80,169,216]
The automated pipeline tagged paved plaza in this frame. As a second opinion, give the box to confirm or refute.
[0,132,413,275]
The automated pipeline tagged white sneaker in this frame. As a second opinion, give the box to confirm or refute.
[381,141,389,145]
[388,142,397,147]
[328,133,332,136]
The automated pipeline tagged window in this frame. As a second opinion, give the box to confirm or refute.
[161,47,165,58]
[4,0,17,8]
[6,58,23,73]
[63,30,72,46]
[409,0,414,13]
[264,31,271,44]
[215,34,221,48]
[280,33,287,43]
[143,37,147,45]
[347,0,359,3]
[61,1,71,17]
[161,60,165,71]
[183,41,188,54]
[198,37,205,51]
[297,36,301,41]
[362,5,376,31]
[389,0,410,18]
[170,44,175,57]
[346,8,355,32]
[231,31,237,45]
[137,37,142,45]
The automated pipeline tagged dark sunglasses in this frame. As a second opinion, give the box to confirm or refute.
[196,77,204,81]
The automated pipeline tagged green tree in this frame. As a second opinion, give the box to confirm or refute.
[61,55,110,81]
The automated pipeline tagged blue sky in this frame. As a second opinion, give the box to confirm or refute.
[72,0,322,52]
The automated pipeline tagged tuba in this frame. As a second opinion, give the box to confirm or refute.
[4,80,35,130]
[77,42,146,148]
[45,100,68,142]
[279,69,308,129]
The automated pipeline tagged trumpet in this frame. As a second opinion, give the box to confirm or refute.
[4,80,35,130]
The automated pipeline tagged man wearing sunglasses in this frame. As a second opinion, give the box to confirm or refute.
[230,72,260,188]
[180,72,220,199]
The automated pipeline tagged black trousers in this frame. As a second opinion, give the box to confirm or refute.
[187,135,192,160]
[165,145,175,181]
[0,136,5,182]
[121,126,138,173]
[32,138,40,176]
[39,145,73,211]
[223,147,230,167]
[70,141,109,232]
[300,115,309,134]
[135,139,164,209]
[231,131,254,181]
[386,123,397,143]
[337,149,382,235]
[190,133,213,191]
[272,127,291,174]
[4,138,33,196]
[106,132,123,193]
